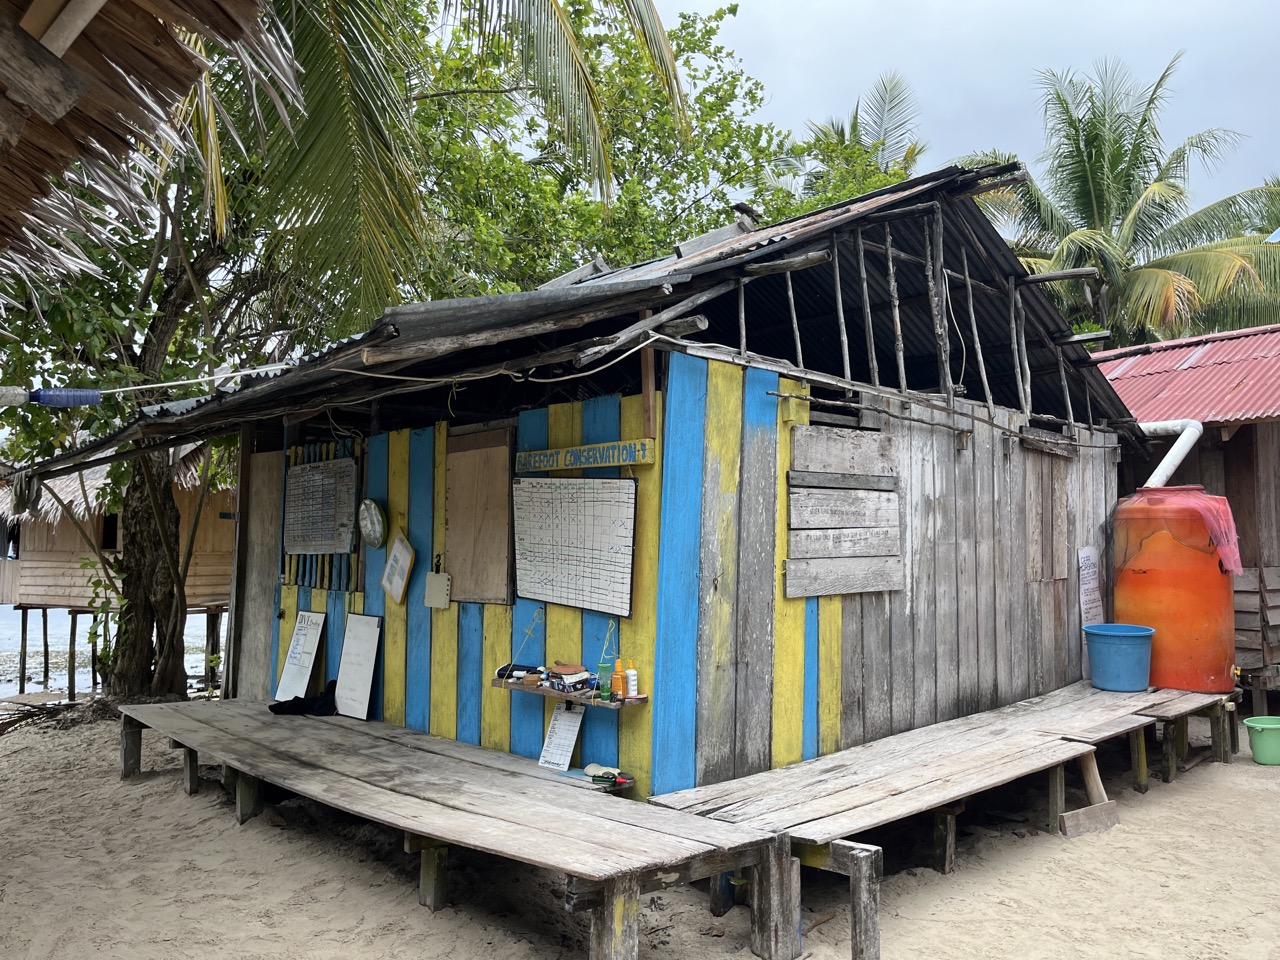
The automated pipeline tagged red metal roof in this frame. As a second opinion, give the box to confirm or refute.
[1096,324,1280,425]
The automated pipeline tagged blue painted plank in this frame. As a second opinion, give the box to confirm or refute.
[457,603,484,745]
[651,353,708,795]
[510,407,550,759]
[580,394,622,767]
[404,427,434,731]
[363,433,389,721]
[803,596,820,761]
[326,588,346,684]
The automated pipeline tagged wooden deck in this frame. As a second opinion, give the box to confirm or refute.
[651,681,1238,959]
[118,700,796,960]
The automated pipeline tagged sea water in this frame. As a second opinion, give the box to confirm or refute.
[0,605,215,699]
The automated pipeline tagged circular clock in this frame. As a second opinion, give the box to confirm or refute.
[358,498,387,548]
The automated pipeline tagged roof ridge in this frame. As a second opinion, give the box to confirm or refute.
[1094,322,1280,361]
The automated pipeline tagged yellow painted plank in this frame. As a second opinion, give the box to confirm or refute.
[310,587,328,695]
[277,584,298,684]
[544,402,584,732]
[349,592,364,616]
[772,378,810,767]
[430,421,458,739]
[818,594,842,755]
[285,446,299,585]
[480,603,512,751]
[381,429,410,726]
[619,391,662,798]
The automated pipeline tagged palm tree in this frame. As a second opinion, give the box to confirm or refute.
[806,70,927,175]
[972,55,1280,342]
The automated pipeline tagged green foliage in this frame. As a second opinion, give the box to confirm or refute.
[969,56,1280,343]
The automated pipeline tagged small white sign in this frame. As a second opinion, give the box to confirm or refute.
[538,701,586,772]
[336,614,382,719]
[1078,546,1105,626]
[276,611,326,701]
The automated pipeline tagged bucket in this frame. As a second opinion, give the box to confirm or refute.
[1083,624,1154,692]
[1243,716,1280,765]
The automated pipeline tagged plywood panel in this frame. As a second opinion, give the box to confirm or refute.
[445,428,513,605]
[792,425,895,475]
[238,451,283,701]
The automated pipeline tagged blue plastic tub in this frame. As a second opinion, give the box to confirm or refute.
[1084,623,1154,692]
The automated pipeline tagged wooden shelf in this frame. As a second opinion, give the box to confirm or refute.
[489,678,648,710]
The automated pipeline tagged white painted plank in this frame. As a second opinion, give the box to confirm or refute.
[792,425,895,476]
[785,557,905,598]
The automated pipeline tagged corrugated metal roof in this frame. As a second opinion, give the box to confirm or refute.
[1096,324,1280,424]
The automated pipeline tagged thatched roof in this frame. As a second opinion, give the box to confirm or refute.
[0,0,287,285]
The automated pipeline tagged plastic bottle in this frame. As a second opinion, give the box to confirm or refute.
[625,659,639,697]
[610,660,626,700]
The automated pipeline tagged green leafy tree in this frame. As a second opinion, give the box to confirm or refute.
[971,55,1280,342]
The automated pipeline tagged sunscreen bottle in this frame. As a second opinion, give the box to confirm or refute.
[625,659,639,697]
[610,660,626,700]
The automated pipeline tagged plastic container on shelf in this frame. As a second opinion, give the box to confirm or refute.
[1082,624,1154,692]
[1111,485,1239,693]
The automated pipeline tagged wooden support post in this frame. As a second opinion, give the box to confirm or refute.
[844,841,881,960]
[1015,292,1032,412]
[738,279,748,356]
[831,234,852,382]
[89,613,99,688]
[925,208,952,402]
[1055,346,1076,431]
[18,607,27,695]
[1175,716,1190,761]
[963,250,994,419]
[1227,700,1240,758]
[785,271,804,369]
[1008,279,1028,415]
[709,871,735,918]
[222,765,238,790]
[855,228,878,387]
[640,339,657,441]
[1162,721,1177,783]
[1253,675,1269,717]
[1048,764,1065,835]
[884,224,907,391]
[406,835,449,911]
[589,872,640,960]
[1128,728,1149,793]
[749,834,801,960]
[235,771,263,824]
[120,715,143,778]
[67,611,77,701]
[182,747,200,795]
[206,608,222,689]
[42,608,50,684]
[1078,752,1108,806]
[932,803,962,874]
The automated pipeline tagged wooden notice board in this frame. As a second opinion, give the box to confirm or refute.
[512,476,637,617]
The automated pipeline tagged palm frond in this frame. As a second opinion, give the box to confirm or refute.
[1148,186,1280,257]
[1116,266,1199,336]
[859,70,923,170]
[1144,246,1259,303]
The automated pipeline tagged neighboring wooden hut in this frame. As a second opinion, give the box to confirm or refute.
[1098,324,1280,712]
[29,166,1139,797]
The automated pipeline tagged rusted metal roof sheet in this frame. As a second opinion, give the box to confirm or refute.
[1095,324,1280,424]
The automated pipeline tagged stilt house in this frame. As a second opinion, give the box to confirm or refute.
[29,166,1139,797]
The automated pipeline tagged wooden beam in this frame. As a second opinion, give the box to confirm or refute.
[932,803,962,874]
[40,0,109,55]
[856,228,878,387]
[1047,763,1065,835]
[120,714,143,778]
[19,0,68,37]
[884,223,907,390]
[0,8,88,122]
[749,835,801,960]
[589,873,640,960]
[743,246,831,276]
[848,841,881,960]
[1059,800,1119,838]
[574,279,740,367]
[832,234,852,381]
[1019,267,1099,285]
[1052,330,1112,347]
[1128,728,1149,794]
[182,746,200,795]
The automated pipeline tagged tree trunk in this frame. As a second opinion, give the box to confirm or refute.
[110,451,188,699]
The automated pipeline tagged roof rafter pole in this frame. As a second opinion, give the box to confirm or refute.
[855,238,1004,296]
[963,249,994,419]
[573,278,739,367]
[884,223,908,392]
[831,234,852,382]
[855,227,879,388]
[1055,345,1076,433]
[1084,381,1094,427]
[1015,289,1033,414]
[923,212,952,402]
[1007,277,1028,415]
[737,278,747,356]
[785,270,804,369]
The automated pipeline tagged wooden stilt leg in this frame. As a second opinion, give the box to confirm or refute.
[182,747,200,795]
[1253,676,1268,716]
[235,771,263,823]
[932,804,961,873]
[67,611,77,702]
[1048,764,1065,835]
[1162,721,1177,783]
[1078,752,1108,806]
[223,765,238,790]
[1228,701,1240,758]
[589,872,640,960]
[120,715,143,778]
[405,834,449,911]
[42,608,49,685]
[1129,728,1149,793]
[1175,717,1189,761]
[749,834,801,960]
[844,842,881,960]
[1207,704,1225,763]
[18,608,27,695]
[709,871,735,918]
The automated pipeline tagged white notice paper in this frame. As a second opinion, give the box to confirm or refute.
[275,611,326,701]
[538,701,586,772]
[1078,546,1105,626]
[335,614,382,719]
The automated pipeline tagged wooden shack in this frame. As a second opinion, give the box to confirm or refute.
[1098,324,1280,711]
[32,166,1138,798]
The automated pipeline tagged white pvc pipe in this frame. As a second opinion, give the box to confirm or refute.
[1139,419,1204,488]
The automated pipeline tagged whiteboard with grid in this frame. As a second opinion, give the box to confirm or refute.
[512,477,637,617]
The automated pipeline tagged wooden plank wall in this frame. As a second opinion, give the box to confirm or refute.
[256,362,1119,799]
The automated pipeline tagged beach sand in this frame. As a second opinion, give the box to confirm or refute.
[1,704,1277,960]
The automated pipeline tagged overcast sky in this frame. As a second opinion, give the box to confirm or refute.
[656,0,1278,206]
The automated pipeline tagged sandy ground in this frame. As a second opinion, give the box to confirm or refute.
[1,704,1277,960]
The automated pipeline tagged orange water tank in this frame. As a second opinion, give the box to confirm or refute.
[1111,485,1236,693]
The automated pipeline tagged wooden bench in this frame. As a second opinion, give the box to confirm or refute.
[120,700,796,960]
[651,681,1240,959]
